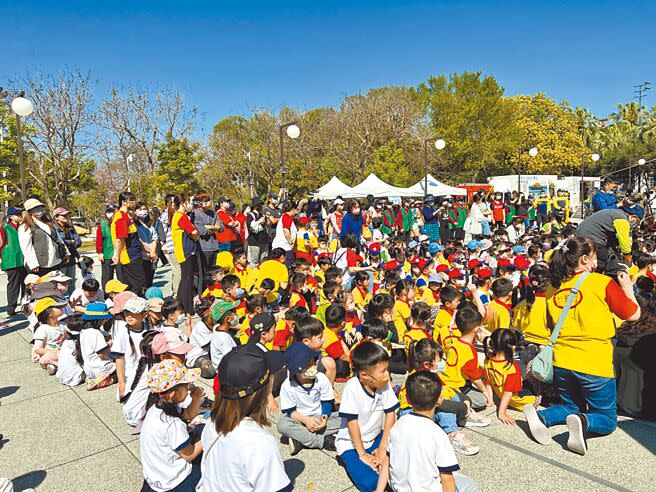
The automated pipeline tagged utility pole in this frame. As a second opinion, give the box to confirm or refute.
[634,81,651,109]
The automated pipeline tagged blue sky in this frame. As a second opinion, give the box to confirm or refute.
[3,1,656,134]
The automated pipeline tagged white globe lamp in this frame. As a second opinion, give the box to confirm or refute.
[591,153,600,162]
[286,124,300,139]
[528,147,538,158]
[638,158,646,166]
[11,97,34,117]
[435,138,446,150]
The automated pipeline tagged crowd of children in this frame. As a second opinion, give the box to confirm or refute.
[14,190,656,492]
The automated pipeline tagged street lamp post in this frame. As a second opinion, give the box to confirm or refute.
[279,122,300,199]
[517,147,538,194]
[581,153,600,218]
[423,138,446,196]
[10,93,34,203]
[125,153,135,191]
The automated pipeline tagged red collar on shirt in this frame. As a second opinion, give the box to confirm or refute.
[534,293,546,298]
[357,286,368,297]
[493,299,512,313]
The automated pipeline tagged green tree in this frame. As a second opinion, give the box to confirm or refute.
[154,136,203,194]
[366,142,414,186]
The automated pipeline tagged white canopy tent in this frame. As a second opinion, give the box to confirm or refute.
[341,173,413,198]
[313,176,353,199]
[406,174,467,196]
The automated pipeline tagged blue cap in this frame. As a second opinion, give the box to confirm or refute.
[622,204,645,219]
[145,287,164,300]
[284,342,320,380]
[82,302,112,320]
[428,242,443,254]
[7,206,23,216]
[408,240,419,249]
[513,245,527,255]
[468,240,484,250]
[428,274,443,284]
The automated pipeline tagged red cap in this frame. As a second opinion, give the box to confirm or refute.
[468,259,482,270]
[449,269,465,280]
[435,264,449,273]
[298,216,310,226]
[367,242,381,254]
[418,258,433,271]
[317,252,332,260]
[497,258,516,269]
[514,256,531,270]
[447,254,460,264]
[382,260,402,271]
[477,268,493,279]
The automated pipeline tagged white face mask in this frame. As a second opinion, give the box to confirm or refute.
[431,360,446,374]
[176,314,186,326]
[302,365,318,380]
[135,210,148,219]
[178,392,193,409]
[229,315,240,328]
[106,212,114,220]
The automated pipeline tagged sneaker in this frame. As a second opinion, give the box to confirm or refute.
[449,430,480,456]
[288,438,303,456]
[523,404,551,445]
[323,434,337,452]
[46,364,57,376]
[465,409,491,428]
[566,414,588,456]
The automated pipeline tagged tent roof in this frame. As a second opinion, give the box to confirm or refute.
[341,174,414,198]
[313,176,353,199]
[407,174,467,196]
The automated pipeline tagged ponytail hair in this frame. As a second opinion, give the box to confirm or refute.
[408,338,443,372]
[523,263,551,308]
[483,328,518,368]
[392,279,414,298]
[549,236,596,287]
[120,330,159,404]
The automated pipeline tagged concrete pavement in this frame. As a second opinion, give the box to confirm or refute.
[0,259,655,491]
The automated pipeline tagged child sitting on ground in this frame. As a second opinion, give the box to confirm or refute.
[432,286,461,347]
[385,371,479,492]
[70,279,104,314]
[32,297,67,375]
[403,301,432,352]
[79,302,116,390]
[335,342,399,492]
[272,305,309,351]
[208,300,239,371]
[485,278,513,332]
[323,304,352,380]
[56,314,86,387]
[484,328,539,426]
[185,298,216,379]
[277,342,340,455]
[161,300,189,341]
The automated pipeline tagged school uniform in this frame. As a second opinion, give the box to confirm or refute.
[69,287,105,307]
[277,372,340,449]
[441,338,487,409]
[32,323,65,366]
[79,328,115,379]
[209,330,236,370]
[403,327,429,352]
[186,320,213,369]
[198,418,291,492]
[393,298,411,339]
[336,377,399,492]
[513,295,550,345]
[483,358,536,411]
[112,321,149,426]
[432,309,459,348]
[56,338,85,387]
[485,299,512,332]
[140,405,200,491]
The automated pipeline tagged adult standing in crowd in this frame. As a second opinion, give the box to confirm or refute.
[53,207,81,295]
[247,196,269,268]
[464,193,485,241]
[18,198,67,276]
[192,190,223,272]
[326,198,345,242]
[1,206,26,316]
[111,191,146,294]
[271,200,299,267]
[157,194,180,297]
[135,202,158,289]
[421,195,440,243]
[263,193,282,252]
[591,178,619,213]
[171,194,200,332]
[96,204,116,291]
[524,236,640,455]
[215,197,238,253]
[340,199,363,242]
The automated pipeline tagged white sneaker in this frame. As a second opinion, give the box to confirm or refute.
[465,409,491,427]
[523,404,551,445]
[449,430,480,456]
[46,364,57,376]
[566,414,588,456]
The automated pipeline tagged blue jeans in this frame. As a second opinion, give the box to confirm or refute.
[399,405,459,434]
[339,432,382,492]
[537,367,617,435]
[217,242,231,252]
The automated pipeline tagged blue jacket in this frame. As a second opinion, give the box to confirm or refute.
[340,213,363,241]
[591,191,618,212]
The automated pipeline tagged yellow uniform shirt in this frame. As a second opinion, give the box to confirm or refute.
[403,327,430,352]
[322,327,346,359]
[394,299,412,339]
[483,358,536,410]
[420,288,439,307]
[485,299,512,332]
[233,265,252,289]
[352,286,371,313]
[433,309,459,347]
[441,338,484,393]
[547,272,637,378]
[251,259,289,303]
[295,227,310,253]
[513,295,550,345]
[238,315,274,350]
[397,369,456,409]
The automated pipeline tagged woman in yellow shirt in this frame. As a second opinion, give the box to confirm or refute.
[523,236,640,455]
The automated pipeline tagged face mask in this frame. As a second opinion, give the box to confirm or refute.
[106,212,114,220]
[302,365,318,380]
[431,360,446,374]
[178,392,193,409]
[176,314,186,326]
[32,207,46,218]
[234,287,245,298]
[300,286,309,293]
[135,210,148,219]
[352,208,361,215]
[589,259,598,272]
[229,315,240,328]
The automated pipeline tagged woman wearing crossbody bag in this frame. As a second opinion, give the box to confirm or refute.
[18,198,67,276]
[523,236,640,456]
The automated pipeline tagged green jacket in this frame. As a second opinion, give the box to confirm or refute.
[1,224,24,271]
[100,219,115,259]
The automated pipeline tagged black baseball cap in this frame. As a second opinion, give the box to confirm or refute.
[217,343,285,399]
[284,342,320,380]
[249,313,276,338]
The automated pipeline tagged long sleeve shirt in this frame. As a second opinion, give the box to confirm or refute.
[591,191,618,213]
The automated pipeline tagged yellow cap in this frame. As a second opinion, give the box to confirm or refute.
[105,279,128,294]
[34,297,64,317]
[215,251,234,271]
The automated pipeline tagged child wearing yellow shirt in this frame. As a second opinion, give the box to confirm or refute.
[485,278,513,333]
[433,285,462,347]
[351,271,372,315]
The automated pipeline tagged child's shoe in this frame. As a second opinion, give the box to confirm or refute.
[449,430,479,456]
[46,364,57,376]
[465,408,491,427]
[288,438,303,456]
[323,434,337,452]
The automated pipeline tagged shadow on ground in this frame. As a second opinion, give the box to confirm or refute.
[11,470,46,491]
[618,419,656,455]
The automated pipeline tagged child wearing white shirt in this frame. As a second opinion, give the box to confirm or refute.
[335,342,399,492]
[207,300,239,370]
[56,314,85,387]
[31,297,68,375]
[79,302,117,390]
[385,372,479,492]
[277,342,340,455]
[70,279,104,314]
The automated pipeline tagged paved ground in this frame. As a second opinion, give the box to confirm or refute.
[1,256,655,491]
